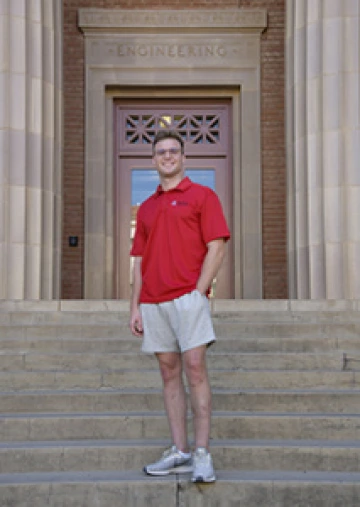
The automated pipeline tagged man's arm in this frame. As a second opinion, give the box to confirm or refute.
[196,238,226,295]
[129,256,143,336]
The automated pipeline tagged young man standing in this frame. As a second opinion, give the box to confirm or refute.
[129,129,230,483]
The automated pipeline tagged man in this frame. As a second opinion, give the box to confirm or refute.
[129,129,230,483]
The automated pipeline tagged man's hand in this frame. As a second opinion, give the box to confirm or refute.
[196,238,226,295]
[130,307,143,337]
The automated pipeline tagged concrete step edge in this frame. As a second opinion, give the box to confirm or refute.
[1,469,360,485]
[1,437,360,450]
[0,298,358,311]
[0,387,360,397]
[0,351,345,365]
[0,367,351,374]
[0,351,345,357]
[0,336,353,342]
[2,386,360,395]
[1,410,360,419]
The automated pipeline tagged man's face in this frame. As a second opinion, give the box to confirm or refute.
[152,138,185,180]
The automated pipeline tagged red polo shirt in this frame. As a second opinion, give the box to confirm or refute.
[130,177,230,303]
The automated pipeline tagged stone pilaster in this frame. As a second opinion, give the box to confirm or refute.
[286,0,360,298]
[0,0,62,299]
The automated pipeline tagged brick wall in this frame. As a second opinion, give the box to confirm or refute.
[241,0,287,298]
[62,0,287,299]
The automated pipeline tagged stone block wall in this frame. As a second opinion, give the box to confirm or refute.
[0,0,62,299]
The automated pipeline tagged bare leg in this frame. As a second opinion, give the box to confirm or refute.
[183,345,211,450]
[156,351,189,453]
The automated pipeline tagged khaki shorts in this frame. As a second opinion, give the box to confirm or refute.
[140,289,216,354]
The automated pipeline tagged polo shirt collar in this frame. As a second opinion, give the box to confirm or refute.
[156,176,192,196]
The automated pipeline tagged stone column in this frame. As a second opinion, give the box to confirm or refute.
[0,0,62,299]
[286,0,360,299]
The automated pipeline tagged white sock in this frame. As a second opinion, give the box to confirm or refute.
[178,449,191,458]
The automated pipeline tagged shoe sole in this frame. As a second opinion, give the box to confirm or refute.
[192,475,216,483]
[144,464,193,476]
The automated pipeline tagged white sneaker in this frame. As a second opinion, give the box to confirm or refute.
[192,447,216,483]
[143,445,192,476]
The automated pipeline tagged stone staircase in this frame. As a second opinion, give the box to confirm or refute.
[0,300,360,506]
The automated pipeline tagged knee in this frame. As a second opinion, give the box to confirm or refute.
[185,356,207,387]
[158,357,182,384]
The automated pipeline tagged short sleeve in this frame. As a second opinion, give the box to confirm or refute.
[200,189,231,244]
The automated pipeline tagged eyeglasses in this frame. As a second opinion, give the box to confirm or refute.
[154,148,182,157]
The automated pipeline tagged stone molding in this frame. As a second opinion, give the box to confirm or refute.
[78,8,267,33]
[86,36,260,68]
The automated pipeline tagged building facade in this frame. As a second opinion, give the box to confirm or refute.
[1,0,359,300]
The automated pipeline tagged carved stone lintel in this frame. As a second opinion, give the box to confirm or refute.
[87,37,259,67]
[78,9,267,34]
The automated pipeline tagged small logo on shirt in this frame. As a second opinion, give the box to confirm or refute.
[171,200,188,206]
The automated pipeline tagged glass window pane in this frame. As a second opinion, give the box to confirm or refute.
[185,169,215,190]
[132,168,215,206]
[132,169,158,205]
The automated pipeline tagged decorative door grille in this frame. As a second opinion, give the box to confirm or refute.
[116,105,228,156]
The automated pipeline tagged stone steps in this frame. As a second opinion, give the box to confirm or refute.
[1,438,359,474]
[1,388,360,414]
[1,369,359,391]
[1,300,360,506]
[1,411,360,442]
[0,347,348,371]
[0,351,347,371]
[2,334,360,354]
[0,470,359,507]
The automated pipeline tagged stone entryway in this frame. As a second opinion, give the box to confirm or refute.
[113,99,233,299]
[78,9,267,299]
